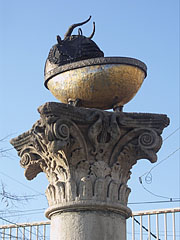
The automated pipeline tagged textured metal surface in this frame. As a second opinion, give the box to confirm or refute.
[45,16,104,70]
[46,57,147,110]
[44,56,147,85]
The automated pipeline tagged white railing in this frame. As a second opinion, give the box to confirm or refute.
[0,221,50,240]
[0,208,179,239]
[130,207,180,240]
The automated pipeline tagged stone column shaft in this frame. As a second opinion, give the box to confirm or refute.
[10,102,169,240]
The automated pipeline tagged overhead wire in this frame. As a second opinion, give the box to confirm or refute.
[0,134,17,159]
[0,208,46,214]
[0,216,31,240]
[138,146,180,200]
[1,200,180,219]
[133,216,160,240]
[128,199,180,205]
[0,216,44,240]
[0,134,16,142]
[0,171,45,196]
[0,230,21,239]
[3,210,46,218]
[0,190,42,201]
[163,127,180,141]
[141,147,180,180]
[139,180,179,200]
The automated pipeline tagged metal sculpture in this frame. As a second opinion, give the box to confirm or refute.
[44,17,147,111]
[47,16,104,66]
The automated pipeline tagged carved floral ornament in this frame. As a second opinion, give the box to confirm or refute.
[10,102,169,215]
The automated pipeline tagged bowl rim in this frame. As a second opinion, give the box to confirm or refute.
[44,56,147,89]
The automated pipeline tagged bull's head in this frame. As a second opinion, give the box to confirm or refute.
[47,16,104,66]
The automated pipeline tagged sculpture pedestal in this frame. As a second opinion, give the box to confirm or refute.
[10,102,169,240]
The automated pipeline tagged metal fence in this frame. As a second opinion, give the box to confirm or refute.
[0,221,50,240]
[0,208,179,239]
[129,207,180,240]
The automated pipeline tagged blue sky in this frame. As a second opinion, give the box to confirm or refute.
[0,0,179,226]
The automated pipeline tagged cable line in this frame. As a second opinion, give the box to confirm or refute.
[147,147,180,175]
[0,171,44,196]
[0,208,46,214]
[128,199,180,205]
[133,216,160,240]
[0,216,44,240]
[4,210,46,218]
[163,127,180,141]
[0,230,22,240]
[140,147,180,180]
[0,216,30,240]
[138,176,180,201]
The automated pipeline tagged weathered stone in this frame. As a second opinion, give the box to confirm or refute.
[50,211,126,240]
[10,102,169,239]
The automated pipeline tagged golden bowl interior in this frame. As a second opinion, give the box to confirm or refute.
[47,63,145,110]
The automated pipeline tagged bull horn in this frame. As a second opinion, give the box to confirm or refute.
[57,35,62,44]
[88,22,95,39]
[78,28,83,35]
[64,16,91,38]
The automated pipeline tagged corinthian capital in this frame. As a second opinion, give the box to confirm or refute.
[10,102,169,217]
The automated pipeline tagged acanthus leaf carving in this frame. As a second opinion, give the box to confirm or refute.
[10,102,169,208]
[88,112,121,163]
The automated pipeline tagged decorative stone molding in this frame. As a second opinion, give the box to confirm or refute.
[10,102,169,219]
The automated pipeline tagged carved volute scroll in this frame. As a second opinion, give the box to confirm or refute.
[10,102,169,218]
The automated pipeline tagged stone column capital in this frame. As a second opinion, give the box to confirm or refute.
[10,102,169,219]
